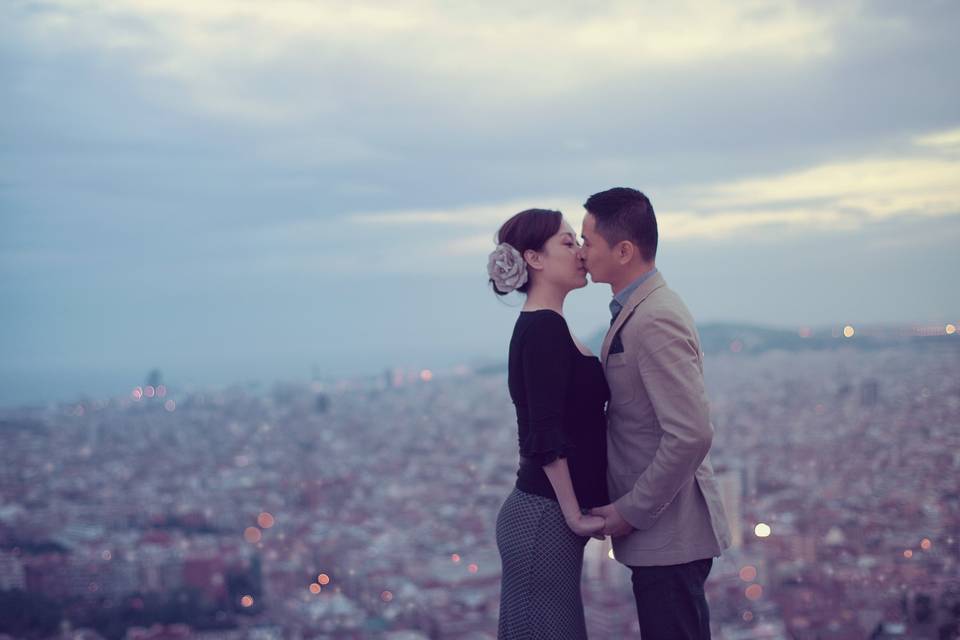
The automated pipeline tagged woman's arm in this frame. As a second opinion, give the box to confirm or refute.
[543,457,605,537]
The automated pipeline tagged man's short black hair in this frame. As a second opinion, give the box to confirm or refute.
[583,187,658,261]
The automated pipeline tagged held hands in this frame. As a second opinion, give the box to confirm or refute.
[565,513,606,538]
[589,503,635,537]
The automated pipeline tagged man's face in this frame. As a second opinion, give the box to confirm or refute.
[580,212,617,285]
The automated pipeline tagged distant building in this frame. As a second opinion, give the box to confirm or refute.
[0,551,26,590]
[146,369,163,389]
[715,468,744,549]
[861,379,879,407]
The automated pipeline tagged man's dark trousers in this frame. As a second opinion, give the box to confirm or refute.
[629,558,713,639]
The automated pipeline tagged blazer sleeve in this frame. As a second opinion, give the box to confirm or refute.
[613,310,713,530]
[520,314,573,466]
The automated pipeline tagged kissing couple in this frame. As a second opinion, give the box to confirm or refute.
[489,187,732,640]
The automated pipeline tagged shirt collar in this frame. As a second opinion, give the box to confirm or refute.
[609,268,658,319]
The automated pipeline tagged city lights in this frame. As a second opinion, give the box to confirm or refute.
[7,330,956,638]
[257,512,275,528]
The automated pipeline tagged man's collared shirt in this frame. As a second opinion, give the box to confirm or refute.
[609,268,658,322]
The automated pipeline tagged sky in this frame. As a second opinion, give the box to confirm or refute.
[1,0,959,406]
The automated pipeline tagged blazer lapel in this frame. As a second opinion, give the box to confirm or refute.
[601,271,667,363]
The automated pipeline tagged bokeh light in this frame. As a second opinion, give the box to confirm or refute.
[755,523,772,538]
[450,553,461,563]
[257,512,275,528]
[920,538,932,550]
[309,583,321,594]
[903,549,913,558]
[241,595,254,607]
[468,563,478,574]
[947,323,956,335]
[739,565,758,582]
[381,590,393,602]
[318,573,330,585]
[745,584,763,600]
[243,527,262,543]
[843,325,855,338]
[420,369,433,382]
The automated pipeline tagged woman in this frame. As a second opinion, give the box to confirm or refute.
[488,208,610,640]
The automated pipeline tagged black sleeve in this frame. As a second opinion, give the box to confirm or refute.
[521,314,573,466]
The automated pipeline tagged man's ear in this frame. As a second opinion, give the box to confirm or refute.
[616,241,635,265]
[524,249,544,271]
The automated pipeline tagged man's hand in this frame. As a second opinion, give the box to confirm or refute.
[565,513,605,537]
[589,503,634,537]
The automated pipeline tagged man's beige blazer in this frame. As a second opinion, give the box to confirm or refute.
[601,271,731,567]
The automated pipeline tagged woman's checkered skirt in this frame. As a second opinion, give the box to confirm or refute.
[495,487,590,639]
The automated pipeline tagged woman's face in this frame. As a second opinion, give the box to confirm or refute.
[529,220,588,291]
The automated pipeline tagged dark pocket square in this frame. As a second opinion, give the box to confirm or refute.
[610,333,624,354]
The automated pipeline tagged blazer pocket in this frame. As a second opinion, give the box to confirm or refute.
[605,353,636,405]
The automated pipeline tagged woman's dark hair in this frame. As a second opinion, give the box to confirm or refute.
[491,208,562,296]
[583,187,657,261]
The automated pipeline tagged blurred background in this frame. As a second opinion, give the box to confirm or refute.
[1,1,958,638]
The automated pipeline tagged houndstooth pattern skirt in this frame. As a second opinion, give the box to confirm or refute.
[496,487,590,640]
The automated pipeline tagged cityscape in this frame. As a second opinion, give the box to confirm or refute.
[1,329,959,639]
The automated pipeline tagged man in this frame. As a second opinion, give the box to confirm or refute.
[580,187,731,640]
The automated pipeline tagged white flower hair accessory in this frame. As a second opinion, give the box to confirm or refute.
[487,242,529,293]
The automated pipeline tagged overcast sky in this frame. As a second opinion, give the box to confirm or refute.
[1,0,958,405]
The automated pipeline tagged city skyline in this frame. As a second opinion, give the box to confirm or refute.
[2,345,957,638]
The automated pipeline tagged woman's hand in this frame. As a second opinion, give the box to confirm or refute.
[566,513,605,537]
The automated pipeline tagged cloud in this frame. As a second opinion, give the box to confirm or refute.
[349,197,583,228]
[915,127,960,151]
[8,0,852,123]
[701,157,959,220]
[345,125,960,254]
